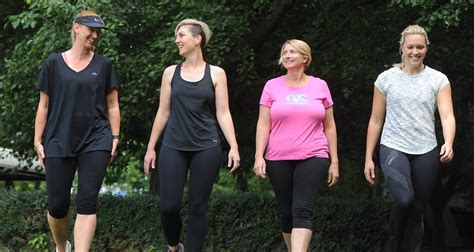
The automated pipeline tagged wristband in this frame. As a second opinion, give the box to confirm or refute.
[112,135,119,140]
[34,142,41,151]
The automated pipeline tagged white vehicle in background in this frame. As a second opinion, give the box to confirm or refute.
[0,147,44,189]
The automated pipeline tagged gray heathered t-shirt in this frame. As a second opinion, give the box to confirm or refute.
[375,66,449,154]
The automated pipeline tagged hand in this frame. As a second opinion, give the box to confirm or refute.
[364,160,376,185]
[143,149,156,175]
[109,139,119,164]
[35,144,46,170]
[327,162,339,187]
[228,148,240,173]
[253,156,267,179]
[439,144,454,163]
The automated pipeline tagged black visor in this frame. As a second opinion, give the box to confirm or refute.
[74,16,106,28]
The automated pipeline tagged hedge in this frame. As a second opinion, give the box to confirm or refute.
[0,190,390,251]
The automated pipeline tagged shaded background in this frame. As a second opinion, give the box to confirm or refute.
[0,0,472,250]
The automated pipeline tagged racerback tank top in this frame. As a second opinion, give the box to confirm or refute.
[162,63,221,151]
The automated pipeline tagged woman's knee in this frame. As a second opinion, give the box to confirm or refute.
[393,194,414,209]
[280,212,293,233]
[188,200,208,219]
[48,199,70,219]
[160,200,182,217]
[76,190,100,215]
[292,206,314,230]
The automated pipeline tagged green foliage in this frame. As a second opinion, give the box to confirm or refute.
[0,0,264,190]
[0,0,473,201]
[0,189,391,251]
[0,1,84,161]
[391,0,472,27]
[0,190,50,249]
[104,152,148,194]
[27,233,48,251]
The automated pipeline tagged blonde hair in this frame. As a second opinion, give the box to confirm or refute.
[70,10,100,46]
[394,24,430,68]
[175,19,212,47]
[278,39,312,67]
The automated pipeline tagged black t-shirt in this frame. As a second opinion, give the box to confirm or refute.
[37,53,118,157]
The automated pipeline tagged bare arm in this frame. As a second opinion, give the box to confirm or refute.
[323,107,339,186]
[107,89,120,162]
[253,105,271,178]
[143,66,174,175]
[364,87,386,184]
[437,84,455,162]
[212,65,240,172]
[34,92,49,169]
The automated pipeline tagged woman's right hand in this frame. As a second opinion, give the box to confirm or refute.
[364,159,376,185]
[253,156,267,179]
[35,144,46,170]
[143,149,156,175]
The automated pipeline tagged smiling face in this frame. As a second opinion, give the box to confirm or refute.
[73,23,101,50]
[280,43,308,70]
[175,25,201,56]
[401,34,427,68]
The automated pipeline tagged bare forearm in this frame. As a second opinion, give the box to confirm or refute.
[34,107,48,145]
[147,110,169,151]
[441,116,456,147]
[365,120,383,160]
[217,112,238,149]
[324,125,338,164]
[108,106,120,136]
[255,123,269,158]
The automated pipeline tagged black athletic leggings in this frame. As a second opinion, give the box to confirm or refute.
[379,145,439,252]
[266,157,329,233]
[158,145,222,251]
[45,151,110,219]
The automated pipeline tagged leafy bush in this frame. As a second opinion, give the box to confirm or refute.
[0,189,390,251]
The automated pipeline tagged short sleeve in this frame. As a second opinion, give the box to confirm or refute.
[321,80,333,108]
[105,60,118,93]
[374,73,387,96]
[259,81,273,107]
[436,72,450,93]
[36,62,50,94]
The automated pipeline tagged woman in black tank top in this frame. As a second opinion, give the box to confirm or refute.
[144,19,240,252]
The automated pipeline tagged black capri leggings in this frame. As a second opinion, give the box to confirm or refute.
[379,145,439,252]
[45,151,110,219]
[266,157,329,233]
[158,145,222,251]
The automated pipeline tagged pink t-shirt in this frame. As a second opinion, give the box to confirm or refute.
[260,75,333,160]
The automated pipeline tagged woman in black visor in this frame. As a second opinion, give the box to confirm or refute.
[34,10,120,252]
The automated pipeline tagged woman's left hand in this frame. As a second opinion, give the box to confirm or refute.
[228,147,240,173]
[439,144,454,163]
[109,139,119,164]
[327,162,339,187]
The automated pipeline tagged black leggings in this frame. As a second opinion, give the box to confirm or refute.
[379,145,439,252]
[266,157,329,233]
[45,151,110,219]
[158,145,222,251]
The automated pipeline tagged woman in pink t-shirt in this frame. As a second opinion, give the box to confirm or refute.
[254,39,339,251]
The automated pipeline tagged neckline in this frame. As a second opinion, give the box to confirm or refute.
[283,75,311,89]
[61,52,95,73]
[399,65,427,77]
[179,63,207,84]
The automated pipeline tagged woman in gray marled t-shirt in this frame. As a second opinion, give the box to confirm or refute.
[364,25,455,251]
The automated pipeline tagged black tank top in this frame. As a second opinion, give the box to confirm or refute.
[162,63,221,151]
